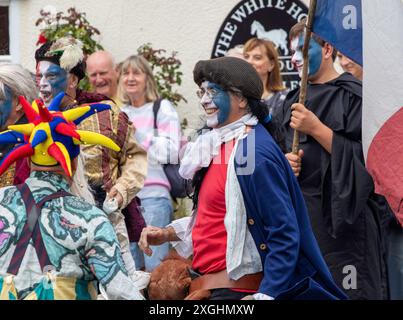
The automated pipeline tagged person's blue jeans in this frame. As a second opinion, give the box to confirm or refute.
[130,197,173,272]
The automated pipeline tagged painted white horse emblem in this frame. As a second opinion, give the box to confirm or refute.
[250,20,289,55]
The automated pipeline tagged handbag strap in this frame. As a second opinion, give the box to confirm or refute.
[7,183,72,275]
[152,98,163,134]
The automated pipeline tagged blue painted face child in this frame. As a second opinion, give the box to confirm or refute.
[291,33,323,78]
[198,81,231,128]
[0,85,14,130]
[37,61,68,105]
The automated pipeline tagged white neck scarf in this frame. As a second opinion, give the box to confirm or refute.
[179,114,258,179]
[225,136,262,279]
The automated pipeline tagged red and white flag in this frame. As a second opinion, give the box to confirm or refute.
[363,0,403,223]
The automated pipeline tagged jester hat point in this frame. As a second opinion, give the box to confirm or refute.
[0,92,120,177]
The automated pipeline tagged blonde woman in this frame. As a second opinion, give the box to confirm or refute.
[118,55,181,272]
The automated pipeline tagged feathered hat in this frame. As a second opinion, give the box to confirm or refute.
[35,36,86,81]
[0,92,120,177]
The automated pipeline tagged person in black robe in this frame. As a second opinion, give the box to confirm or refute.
[273,20,391,300]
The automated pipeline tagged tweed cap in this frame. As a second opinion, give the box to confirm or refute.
[193,56,263,100]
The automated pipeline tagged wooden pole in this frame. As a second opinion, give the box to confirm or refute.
[292,0,318,155]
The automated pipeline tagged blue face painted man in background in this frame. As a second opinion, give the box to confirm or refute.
[0,85,14,130]
[199,81,231,128]
[37,60,68,106]
[291,33,323,79]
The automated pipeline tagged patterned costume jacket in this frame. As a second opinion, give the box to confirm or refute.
[77,99,147,209]
[0,171,142,300]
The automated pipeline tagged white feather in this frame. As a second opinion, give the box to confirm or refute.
[48,36,84,71]
[59,44,84,71]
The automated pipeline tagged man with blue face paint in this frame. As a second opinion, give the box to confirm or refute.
[198,81,238,128]
[291,34,324,80]
[37,60,69,106]
[0,86,14,130]
[0,64,37,188]
[139,56,347,301]
[0,65,36,132]
[35,37,87,109]
[276,19,390,300]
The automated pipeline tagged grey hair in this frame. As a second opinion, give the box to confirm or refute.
[117,55,159,105]
[0,63,37,102]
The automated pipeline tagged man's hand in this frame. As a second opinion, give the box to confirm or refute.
[290,103,321,135]
[285,149,304,177]
[139,226,172,256]
[106,187,123,208]
[290,103,334,154]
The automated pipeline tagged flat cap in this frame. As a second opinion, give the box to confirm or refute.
[193,56,263,100]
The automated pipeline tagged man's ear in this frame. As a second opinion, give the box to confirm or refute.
[68,74,79,89]
[239,96,248,109]
[323,43,334,60]
[11,96,24,120]
[15,102,24,118]
[14,96,22,112]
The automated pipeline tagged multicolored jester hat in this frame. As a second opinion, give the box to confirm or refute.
[0,92,120,177]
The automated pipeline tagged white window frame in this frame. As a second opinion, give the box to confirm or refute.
[0,0,20,63]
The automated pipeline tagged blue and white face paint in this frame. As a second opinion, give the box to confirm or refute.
[199,81,231,128]
[291,34,323,78]
[37,60,68,105]
[0,85,14,129]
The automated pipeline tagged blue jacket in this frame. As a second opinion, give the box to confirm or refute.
[235,124,347,300]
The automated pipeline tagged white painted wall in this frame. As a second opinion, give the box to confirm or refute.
[16,0,309,132]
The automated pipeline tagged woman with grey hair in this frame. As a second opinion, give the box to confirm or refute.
[118,55,181,272]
